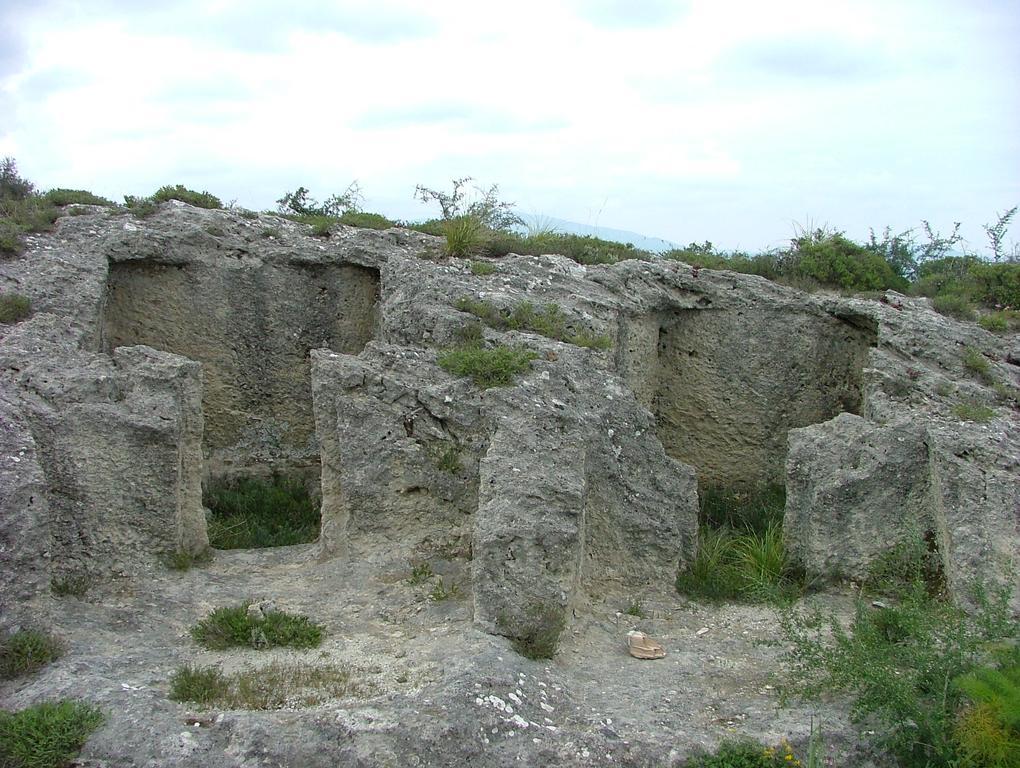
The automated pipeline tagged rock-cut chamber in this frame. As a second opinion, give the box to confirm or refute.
[101,258,380,482]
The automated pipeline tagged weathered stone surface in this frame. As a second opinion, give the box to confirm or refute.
[1,200,1018,767]
[785,413,931,581]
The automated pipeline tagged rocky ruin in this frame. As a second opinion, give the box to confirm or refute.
[1,201,1017,766]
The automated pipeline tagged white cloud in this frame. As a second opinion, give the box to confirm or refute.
[1,0,1016,249]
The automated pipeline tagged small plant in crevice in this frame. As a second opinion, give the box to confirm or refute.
[676,485,802,604]
[428,577,460,602]
[163,548,213,571]
[623,599,646,619]
[437,342,537,389]
[204,474,319,550]
[500,603,566,661]
[190,602,324,651]
[0,629,64,680]
[407,561,434,586]
[0,699,104,768]
[434,444,462,473]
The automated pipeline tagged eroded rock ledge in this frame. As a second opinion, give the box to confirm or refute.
[1,201,1017,633]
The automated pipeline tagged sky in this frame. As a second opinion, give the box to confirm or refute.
[1,0,1018,252]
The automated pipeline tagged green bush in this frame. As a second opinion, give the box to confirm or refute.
[780,579,1017,767]
[788,230,909,292]
[0,293,31,324]
[150,184,222,209]
[42,189,113,207]
[0,157,34,200]
[933,293,977,320]
[122,195,159,218]
[980,312,1010,332]
[169,664,228,704]
[437,342,537,388]
[204,475,319,550]
[0,630,63,679]
[0,700,104,768]
[190,602,324,650]
[337,210,395,230]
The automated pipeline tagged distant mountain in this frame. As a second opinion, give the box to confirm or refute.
[518,214,677,253]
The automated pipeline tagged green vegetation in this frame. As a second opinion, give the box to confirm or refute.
[0,630,63,680]
[437,342,537,388]
[979,312,1014,332]
[501,604,566,660]
[953,401,997,423]
[963,347,995,385]
[49,575,91,597]
[453,297,611,349]
[150,184,222,209]
[204,474,319,550]
[190,602,324,650]
[624,599,645,618]
[407,561,434,585]
[435,444,462,473]
[676,486,802,603]
[0,292,31,324]
[0,700,104,768]
[683,738,809,767]
[470,259,497,276]
[0,158,61,256]
[932,293,977,320]
[163,548,213,571]
[952,648,1020,767]
[441,214,488,257]
[122,195,158,218]
[428,577,460,602]
[780,546,1018,768]
[275,183,395,236]
[169,661,368,710]
[42,189,114,207]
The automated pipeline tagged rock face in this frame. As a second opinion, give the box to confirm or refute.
[1,200,1018,766]
[2,201,1017,628]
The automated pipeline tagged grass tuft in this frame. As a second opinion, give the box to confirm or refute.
[151,184,222,209]
[0,293,31,324]
[0,700,104,768]
[169,661,370,710]
[676,485,802,603]
[0,630,64,680]
[49,575,91,598]
[953,401,996,423]
[437,342,537,388]
[442,215,488,258]
[190,602,324,650]
[503,604,566,661]
[963,347,995,385]
[204,475,319,550]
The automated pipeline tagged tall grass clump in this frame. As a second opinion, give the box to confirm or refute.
[0,700,104,768]
[437,342,537,388]
[0,630,63,679]
[190,602,324,650]
[0,293,31,324]
[204,475,319,549]
[676,485,802,603]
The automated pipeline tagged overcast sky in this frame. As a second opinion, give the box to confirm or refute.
[1,0,1017,251]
